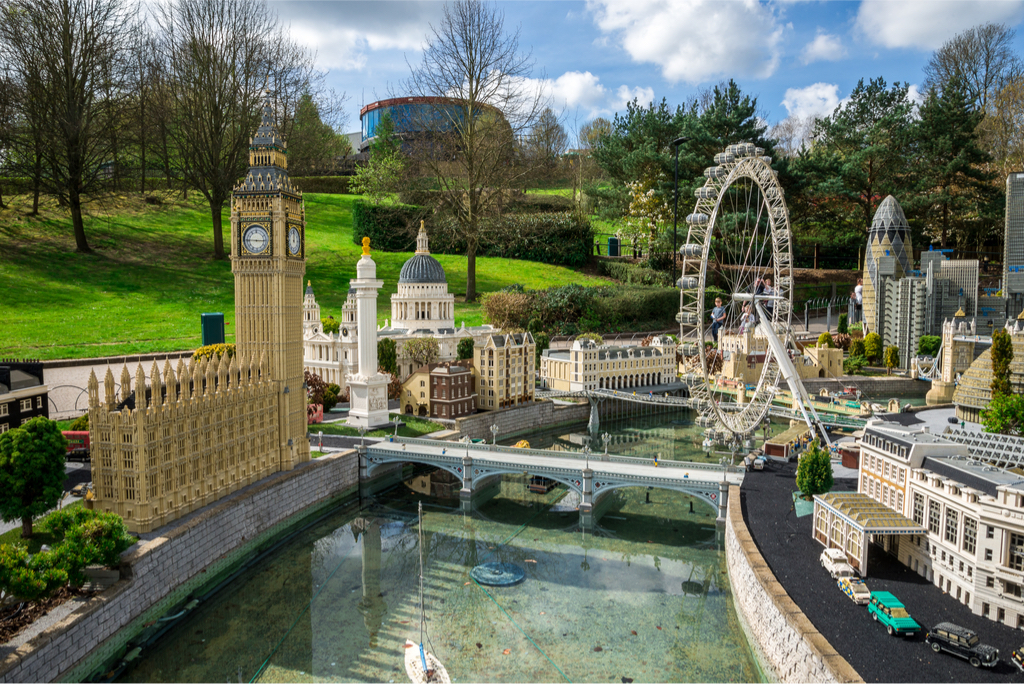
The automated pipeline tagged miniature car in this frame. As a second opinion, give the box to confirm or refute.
[70,482,91,497]
[752,457,765,470]
[819,548,856,579]
[867,592,920,636]
[925,622,998,668]
[837,576,871,605]
[1011,644,1024,672]
[947,416,959,424]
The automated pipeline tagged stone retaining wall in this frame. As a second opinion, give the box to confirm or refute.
[802,376,928,398]
[455,400,591,441]
[726,485,862,683]
[0,451,359,684]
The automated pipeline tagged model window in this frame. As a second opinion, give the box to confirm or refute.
[0,424,7,433]
[1010,533,1024,571]
[0,403,6,416]
[945,508,959,545]
[898,468,905,485]
[963,517,977,554]
[928,500,941,534]
[985,549,993,561]
[987,576,995,588]
[420,380,425,387]
[35,396,42,408]
[20,398,31,411]
[913,493,924,525]
[987,525,995,539]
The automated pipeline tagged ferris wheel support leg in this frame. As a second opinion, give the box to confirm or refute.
[754,302,833,447]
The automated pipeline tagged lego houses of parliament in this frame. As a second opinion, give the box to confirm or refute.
[86,96,309,533]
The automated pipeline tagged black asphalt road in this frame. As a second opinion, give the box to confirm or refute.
[741,459,1024,683]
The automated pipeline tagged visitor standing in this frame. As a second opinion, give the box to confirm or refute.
[710,297,726,342]
[854,278,863,323]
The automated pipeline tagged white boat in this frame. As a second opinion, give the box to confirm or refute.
[404,502,451,684]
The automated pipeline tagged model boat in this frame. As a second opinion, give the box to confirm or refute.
[405,502,450,684]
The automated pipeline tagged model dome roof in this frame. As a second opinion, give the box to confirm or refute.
[399,253,447,284]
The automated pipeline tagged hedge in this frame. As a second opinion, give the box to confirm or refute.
[483,283,678,336]
[352,200,593,267]
[598,260,673,287]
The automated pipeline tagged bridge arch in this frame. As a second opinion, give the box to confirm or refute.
[591,481,720,514]
[364,453,466,485]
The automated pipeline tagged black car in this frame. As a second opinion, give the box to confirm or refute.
[925,622,999,668]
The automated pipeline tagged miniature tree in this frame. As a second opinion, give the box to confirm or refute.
[0,544,66,602]
[884,345,900,375]
[918,335,941,357]
[304,370,328,405]
[619,170,670,258]
[817,331,835,348]
[837,313,849,335]
[0,418,67,538]
[795,442,833,499]
[321,316,340,335]
[534,331,550,364]
[982,392,1024,436]
[577,332,603,345]
[349,111,404,205]
[378,338,398,377]
[405,337,440,369]
[863,332,883,364]
[850,338,866,358]
[457,337,475,361]
[991,328,1014,397]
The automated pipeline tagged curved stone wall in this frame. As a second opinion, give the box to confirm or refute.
[725,485,863,683]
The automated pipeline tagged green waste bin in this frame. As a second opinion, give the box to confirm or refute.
[201,313,225,346]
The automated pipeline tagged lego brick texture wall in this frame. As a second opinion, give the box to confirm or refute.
[726,486,862,683]
[0,450,358,684]
[455,400,590,441]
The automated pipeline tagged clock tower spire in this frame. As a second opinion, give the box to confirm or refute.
[231,91,309,469]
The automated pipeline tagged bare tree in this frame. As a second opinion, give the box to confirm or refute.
[404,0,545,302]
[157,0,315,259]
[0,0,137,252]
[924,22,1021,109]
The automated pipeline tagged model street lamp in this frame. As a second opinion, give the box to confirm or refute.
[671,136,691,287]
[491,423,498,445]
[602,432,610,460]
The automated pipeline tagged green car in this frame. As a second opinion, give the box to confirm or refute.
[868,591,921,637]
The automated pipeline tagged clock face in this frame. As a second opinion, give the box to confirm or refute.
[242,224,270,255]
[288,227,301,256]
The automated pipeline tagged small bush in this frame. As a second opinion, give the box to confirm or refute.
[837,313,849,335]
[192,343,235,362]
[884,345,900,374]
[534,331,550,363]
[577,332,604,345]
[817,331,835,348]
[321,317,340,335]
[844,355,867,375]
[0,544,67,602]
[321,387,338,412]
[457,337,475,361]
[832,333,851,351]
[918,335,941,357]
[863,332,883,363]
[849,322,863,332]
[352,200,431,252]
[796,442,834,498]
[850,339,866,358]
[69,414,89,431]
[598,260,673,286]
[293,176,351,194]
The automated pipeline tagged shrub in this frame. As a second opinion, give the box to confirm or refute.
[482,291,537,331]
[817,331,835,348]
[430,212,593,267]
[69,413,89,431]
[849,322,863,332]
[982,392,1024,436]
[884,346,900,374]
[44,506,98,537]
[992,328,1014,397]
[849,339,866,358]
[352,200,431,252]
[796,442,833,498]
[577,332,604,345]
[321,388,338,412]
[918,335,941,357]
[51,512,135,586]
[321,316,340,335]
[832,333,851,351]
[378,338,398,376]
[863,332,883,363]
[0,543,66,602]
[534,331,550,363]
[456,337,475,361]
[598,260,673,287]
[843,355,867,375]
[837,313,849,335]
[192,343,235,362]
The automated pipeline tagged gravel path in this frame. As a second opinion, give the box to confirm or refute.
[742,459,1023,683]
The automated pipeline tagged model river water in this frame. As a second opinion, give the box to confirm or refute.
[116,413,777,683]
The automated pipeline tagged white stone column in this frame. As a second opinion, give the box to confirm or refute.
[348,248,390,428]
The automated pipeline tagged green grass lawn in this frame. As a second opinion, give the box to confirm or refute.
[0,501,82,553]
[0,191,605,360]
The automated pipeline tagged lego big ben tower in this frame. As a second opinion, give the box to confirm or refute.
[231,92,310,469]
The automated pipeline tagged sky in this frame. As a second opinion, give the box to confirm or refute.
[269,0,1024,138]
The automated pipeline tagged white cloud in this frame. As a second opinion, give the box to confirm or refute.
[514,71,654,120]
[587,0,784,84]
[856,1,1024,50]
[907,84,925,106]
[781,83,842,120]
[801,30,847,65]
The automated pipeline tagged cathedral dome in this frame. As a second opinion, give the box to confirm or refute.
[399,253,447,284]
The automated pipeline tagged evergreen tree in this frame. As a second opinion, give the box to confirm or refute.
[884,346,900,375]
[912,78,1000,249]
[0,418,67,538]
[456,337,475,361]
[991,328,1014,397]
[796,442,834,498]
[801,78,916,236]
[378,338,398,377]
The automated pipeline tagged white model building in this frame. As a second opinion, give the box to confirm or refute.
[302,225,498,394]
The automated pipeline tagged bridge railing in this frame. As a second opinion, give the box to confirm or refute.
[380,436,729,473]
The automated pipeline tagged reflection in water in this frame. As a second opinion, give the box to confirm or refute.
[117,415,762,684]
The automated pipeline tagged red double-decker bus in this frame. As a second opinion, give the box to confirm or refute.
[62,431,90,461]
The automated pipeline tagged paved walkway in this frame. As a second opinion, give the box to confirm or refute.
[742,459,1023,682]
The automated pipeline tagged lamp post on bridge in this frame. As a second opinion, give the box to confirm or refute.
[490,423,498,445]
[602,432,610,461]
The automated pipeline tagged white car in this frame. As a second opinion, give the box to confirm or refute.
[820,548,856,579]
[838,576,871,605]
